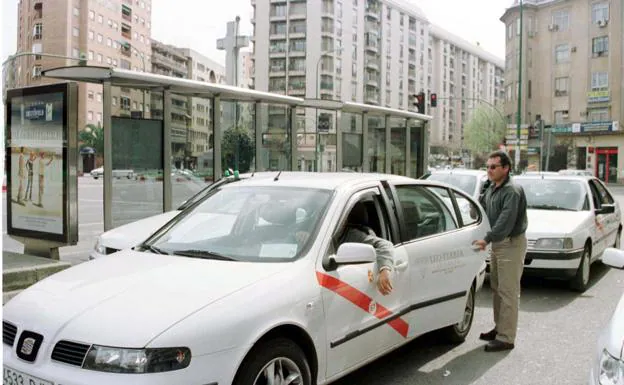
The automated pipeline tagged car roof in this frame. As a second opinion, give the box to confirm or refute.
[220,171,416,190]
[429,169,487,177]
[514,174,593,182]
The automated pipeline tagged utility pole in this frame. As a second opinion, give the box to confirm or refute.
[515,0,524,172]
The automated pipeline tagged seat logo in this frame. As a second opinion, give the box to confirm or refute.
[20,337,35,355]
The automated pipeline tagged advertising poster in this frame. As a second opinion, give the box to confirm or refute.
[9,92,64,235]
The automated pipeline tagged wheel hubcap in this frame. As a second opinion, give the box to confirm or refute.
[253,357,303,385]
[456,289,474,332]
[582,250,590,285]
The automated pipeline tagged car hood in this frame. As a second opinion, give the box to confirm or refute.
[100,211,181,250]
[526,209,589,236]
[3,251,289,347]
[604,291,624,359]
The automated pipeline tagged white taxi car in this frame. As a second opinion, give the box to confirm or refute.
[513,175,621,292]
[589,247,624,385]
[422,169,488,199]
[4,172,490,385]
[90,173,267,259]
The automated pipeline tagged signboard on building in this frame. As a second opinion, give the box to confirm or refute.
[587,90,610,103]
[5,83,78,244]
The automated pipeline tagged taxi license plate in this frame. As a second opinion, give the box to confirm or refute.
[3,366,53,385]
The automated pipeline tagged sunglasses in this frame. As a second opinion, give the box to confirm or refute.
[486,164,502,170]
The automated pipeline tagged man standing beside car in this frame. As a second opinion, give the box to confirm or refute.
[473,150,528,352]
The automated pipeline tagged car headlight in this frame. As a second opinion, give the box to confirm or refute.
[93,237,106,254]
[534,238,573,249]
[599,349,624,385]
[83,345,191,373]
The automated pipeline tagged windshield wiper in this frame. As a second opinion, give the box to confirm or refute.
[173,249,237,261]
[140,244,170,255]
[528,204,576,211]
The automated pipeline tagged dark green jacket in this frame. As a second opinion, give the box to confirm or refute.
[479,176,528,244]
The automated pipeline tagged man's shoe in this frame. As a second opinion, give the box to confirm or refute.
[479,329,497,341]
[484,340,514,352]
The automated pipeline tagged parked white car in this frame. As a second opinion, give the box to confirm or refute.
[90,167,135,180]
[422,169,488,199]
[4,172,489,385]
[513,175,621,291]
[589,247,624,385]
[90,173,263,259]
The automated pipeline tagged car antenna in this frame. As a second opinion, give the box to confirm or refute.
[274,170,282,181]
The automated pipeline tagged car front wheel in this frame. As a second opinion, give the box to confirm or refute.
[570,245,591,292]
[233,338,311,385]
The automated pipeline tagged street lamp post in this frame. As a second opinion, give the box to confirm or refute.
[516,0,524,172]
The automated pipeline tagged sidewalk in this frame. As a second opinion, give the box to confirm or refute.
[2,251,71,304]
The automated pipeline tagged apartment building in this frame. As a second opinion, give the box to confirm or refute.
[501,0,623,182]
[428,26,505,151]
[13,0,152,130]
[251,0,504,170]
[150,40,226,169]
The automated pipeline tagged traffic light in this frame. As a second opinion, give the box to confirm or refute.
[430,93,437,107]
[414,92,425,114]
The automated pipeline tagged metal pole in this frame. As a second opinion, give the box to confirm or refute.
[515,0,523,172]
[102,81,113,231]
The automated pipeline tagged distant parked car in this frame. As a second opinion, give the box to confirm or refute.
[559,169,594,177]
[90,167,135,180]
[422,169,488,199]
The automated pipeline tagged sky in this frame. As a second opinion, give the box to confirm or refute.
[1,0,509,67]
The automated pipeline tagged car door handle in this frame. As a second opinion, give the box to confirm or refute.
[395,260,409,272]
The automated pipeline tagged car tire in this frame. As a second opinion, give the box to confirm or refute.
[233,338,311,385]
[441,283,475,343]
[570,244,591,292]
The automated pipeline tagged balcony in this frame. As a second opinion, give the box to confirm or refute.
[121,5,132,22]
[365,59,380,70]
[365,74,379,86]
[365,92,380,104]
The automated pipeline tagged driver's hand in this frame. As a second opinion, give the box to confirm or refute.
[377,270,393,295]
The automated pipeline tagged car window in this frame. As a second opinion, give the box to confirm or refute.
[425,173,477,196]
[590,179,615,205]
[514,178,586,211]
[395,185,458,241]
[453,191,481,226]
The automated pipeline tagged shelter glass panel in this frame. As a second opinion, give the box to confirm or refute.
[390,117,407,176]
[221,101,256,174]
[259,103,292,171]
[409,118,424,178]
[317,109,337,172]
[368,116,386,173]
[342,112,363,172]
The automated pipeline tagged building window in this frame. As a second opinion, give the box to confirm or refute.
[588,108,609,122]
[555,44,569,63]
[592,2,609,23]
[120,97,131,110]
[96,93,102,102]
[555,77,568,96]
[112,97,117,106]
[107,38,112,47]
[88,91,94,99]
[507,23,513,40]
[592,36,609,57]
[31,65,42,79]
[98,14,103,23]
[591,72,608,90]
[88,111,93,121]
[73,7,79,16]
[88,51,94,60]
[554,110,569,124]
[97,113,102,122]
[89,10,95,20]
[270,4,286,17]
[270,22,287,35]
[551,10,569,30]
[89,30,94,40]
[72,27,79,37]
[33,23,43,40]
[97,34,103,43]
[72,48,79,58]
[97,54,103,63]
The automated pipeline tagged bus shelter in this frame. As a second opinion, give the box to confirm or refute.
[42,66,431,231]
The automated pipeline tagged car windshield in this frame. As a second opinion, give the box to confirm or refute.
[514,178,586,211]
[147,186,333,262]
[426,173,477,196]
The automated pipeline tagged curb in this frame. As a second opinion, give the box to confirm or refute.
[3,262,72,292]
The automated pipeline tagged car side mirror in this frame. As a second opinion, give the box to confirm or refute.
[330,243,376,268]
[602,248,624,269]
[595,203,615,215]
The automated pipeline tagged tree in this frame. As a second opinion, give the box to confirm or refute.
[221,126,255,174]
[463,105,506,156]
[79,123,104,155]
